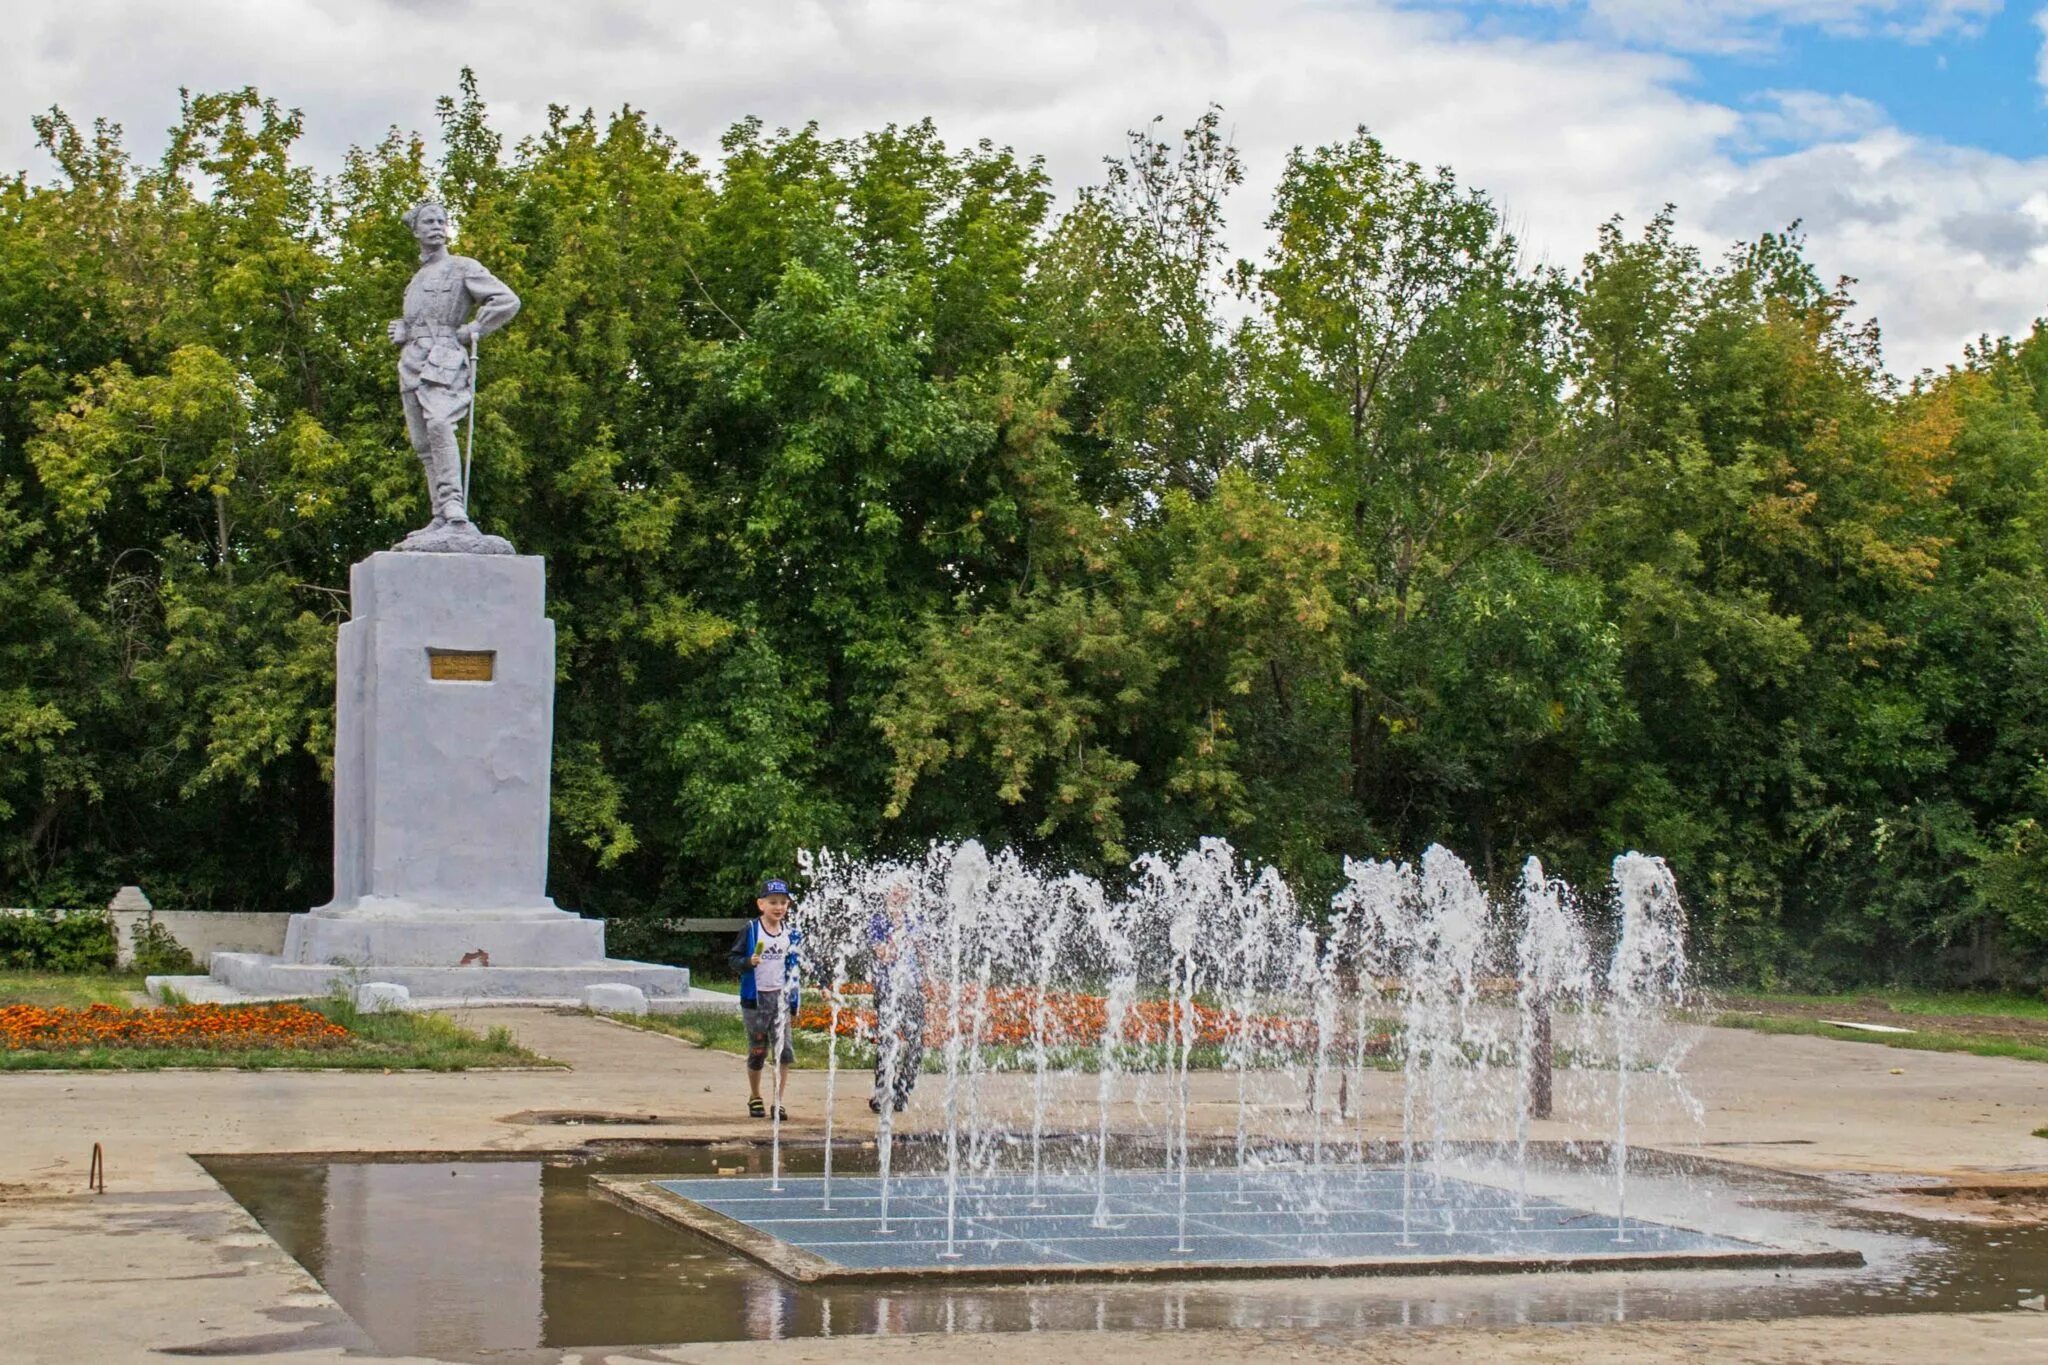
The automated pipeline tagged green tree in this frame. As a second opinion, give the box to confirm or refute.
[1243,128,1572,864]
[3,83,2047,985]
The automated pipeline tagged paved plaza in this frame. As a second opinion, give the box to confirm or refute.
[3,1009,2047,1361]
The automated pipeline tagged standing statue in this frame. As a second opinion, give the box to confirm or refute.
[387,199,520,553]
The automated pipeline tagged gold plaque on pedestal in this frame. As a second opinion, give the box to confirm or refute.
[427,649,495,682]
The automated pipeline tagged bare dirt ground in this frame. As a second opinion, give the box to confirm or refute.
[4,1008,2047,1363]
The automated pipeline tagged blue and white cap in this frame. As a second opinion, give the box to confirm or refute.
[758,878,791,898]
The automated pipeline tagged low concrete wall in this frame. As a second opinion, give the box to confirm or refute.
[3,907,290,967]
[115,911,289,967]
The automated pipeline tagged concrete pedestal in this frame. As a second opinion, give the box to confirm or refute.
[324,552,559,917]
[179,552,690,1006]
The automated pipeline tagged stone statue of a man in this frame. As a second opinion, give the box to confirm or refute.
[387,199,520,553]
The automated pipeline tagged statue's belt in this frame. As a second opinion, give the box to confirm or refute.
[404,321,464,341]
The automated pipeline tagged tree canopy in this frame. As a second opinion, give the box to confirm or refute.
[4,79,2045,987]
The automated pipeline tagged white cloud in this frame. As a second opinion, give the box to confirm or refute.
[1701,130,2048,364]
[1740,89,1890,145]
[0,0,2041,376]
[2036,6,2048,100]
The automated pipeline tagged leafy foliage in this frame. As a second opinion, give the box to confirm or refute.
[0,911,118,972]
[129,918,199,975]
[3,79,2046,986]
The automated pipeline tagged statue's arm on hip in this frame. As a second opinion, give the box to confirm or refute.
[457,262,521,347]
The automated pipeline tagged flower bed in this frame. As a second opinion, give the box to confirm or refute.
[0,1001,351,1052]
[794,983,1381,1054]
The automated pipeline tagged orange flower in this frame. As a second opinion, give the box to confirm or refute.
[790,983,1380,1054]
[0,1002,351,1052]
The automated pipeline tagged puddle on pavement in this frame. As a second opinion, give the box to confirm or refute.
[199,1144,2048,1363]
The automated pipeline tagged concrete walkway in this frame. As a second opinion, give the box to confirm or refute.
[3,1009,2045,1363]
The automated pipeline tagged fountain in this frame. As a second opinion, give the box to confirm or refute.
[819,945,850,1210]
[611,837,1855,1284]
[1606,851,1690,1243]
[937,842,989,1259]
[1025,877,1082,1207]
[1329,855,1418,1239]
[1223,865,1290,1201]
[1511,856,1592,1218]
[1087,882,1137,1231]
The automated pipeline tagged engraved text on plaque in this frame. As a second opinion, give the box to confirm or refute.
[427,649,496,682]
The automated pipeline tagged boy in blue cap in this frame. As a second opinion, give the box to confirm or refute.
[729,879,801,1119]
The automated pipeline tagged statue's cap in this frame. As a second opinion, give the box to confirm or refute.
[402,199,449,231]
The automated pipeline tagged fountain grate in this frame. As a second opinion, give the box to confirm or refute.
[601,1166,1854,1284]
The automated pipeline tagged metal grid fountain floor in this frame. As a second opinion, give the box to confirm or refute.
[598,1166,1861,1285]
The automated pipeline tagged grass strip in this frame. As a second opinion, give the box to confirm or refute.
[599,1008,841,1068]
[1727,989,2048,1021]
[1715,1011,2048,1065]
[0,970,150,1009]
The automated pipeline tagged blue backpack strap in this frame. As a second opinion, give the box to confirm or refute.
[732,920,759,1004]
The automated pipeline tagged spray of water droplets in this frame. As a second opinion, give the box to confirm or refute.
[787,836,1698,1246]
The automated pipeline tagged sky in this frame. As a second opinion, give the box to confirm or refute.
[3,0,2046,377]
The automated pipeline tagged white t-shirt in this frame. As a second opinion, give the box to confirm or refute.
[753,923,793,993]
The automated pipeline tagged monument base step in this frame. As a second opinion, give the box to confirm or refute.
[283,909,605,968]
[156,952,707,1007]
[145,972,740,1013]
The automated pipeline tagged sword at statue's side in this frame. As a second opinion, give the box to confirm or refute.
[461,333,479,515]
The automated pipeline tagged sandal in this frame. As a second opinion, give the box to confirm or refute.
[772,1106,789,1121]
[748,1096,766,1119]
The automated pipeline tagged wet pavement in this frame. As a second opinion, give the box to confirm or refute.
[201,1143,2048,1362]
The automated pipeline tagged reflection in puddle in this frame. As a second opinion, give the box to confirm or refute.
[331,1162,542,1354]
[220,1159,545,1359]
[202,1146,2048,1362]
